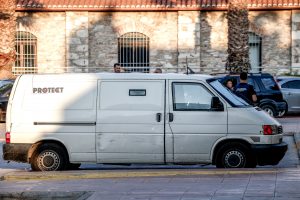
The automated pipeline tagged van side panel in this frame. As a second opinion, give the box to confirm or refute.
[10,75,97,162]
[96,80,165,163]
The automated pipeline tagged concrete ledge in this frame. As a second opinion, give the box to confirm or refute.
[1,168,281,181]
[293,132,300,159]
[0,191,92,200]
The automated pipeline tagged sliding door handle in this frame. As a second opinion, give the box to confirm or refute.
[156,113,162,122]
[169,113,174,122]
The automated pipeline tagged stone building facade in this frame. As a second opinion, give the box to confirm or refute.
[14,1,300,75]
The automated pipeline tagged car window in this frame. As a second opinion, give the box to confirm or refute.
[172,83,213,111]
[248,78,260,92]
[287,80,300,89]
[281,82,289,88]
[261,77,279,91]
[0,82,13,97]
[208,79,249,107]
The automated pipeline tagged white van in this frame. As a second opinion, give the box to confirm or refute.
[3,73,287,171]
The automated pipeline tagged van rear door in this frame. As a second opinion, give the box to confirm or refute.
[96,80,166,163]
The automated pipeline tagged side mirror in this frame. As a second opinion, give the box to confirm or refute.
[211,97,224,111]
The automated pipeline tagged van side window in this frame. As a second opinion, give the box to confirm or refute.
[172,83,213,111]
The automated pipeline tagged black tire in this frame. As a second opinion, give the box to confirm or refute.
[277,110,286,118]
[31,143,68,171]
[261,104,275,117]
[66,163,81,170]
[216,142,256,168]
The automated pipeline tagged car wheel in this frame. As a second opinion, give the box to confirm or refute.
[31,143,67,171]
[277,110,286,118]
[261,105,275,117]
[216,143,256,168]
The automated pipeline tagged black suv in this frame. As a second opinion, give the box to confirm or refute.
[0,80,14,122]
[217,73,287,117]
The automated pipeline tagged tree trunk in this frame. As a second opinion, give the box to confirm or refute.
[0,0,16,79]
[225,0,251,73]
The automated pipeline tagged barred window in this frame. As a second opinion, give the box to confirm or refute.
[249,32,262,73]
[14,31,37,75]
[118,32,149,73]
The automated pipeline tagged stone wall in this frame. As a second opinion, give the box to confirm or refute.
[200,12,228,74]
[16,12,66,73]
[292,10,300,75]
[16,10,296,75]
[177,11,201,73]
[249,11,291,75]
[200,11,291,75]
[89,12,178,73]
[66,12,89,73]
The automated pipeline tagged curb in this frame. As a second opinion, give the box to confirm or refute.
[2,169,280,181]
[293,132,300,159]
[0,191,92,200]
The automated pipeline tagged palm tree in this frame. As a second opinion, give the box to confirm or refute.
[0,0,16,79]
[225,0,251,73]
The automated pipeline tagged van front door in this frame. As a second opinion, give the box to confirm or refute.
[96,80,166,163]
[167,81,227,163]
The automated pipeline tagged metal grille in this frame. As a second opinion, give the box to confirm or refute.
[118,32,149,73]
[277,125,283,135]
[249,32,262,73]
[14,31,38,75]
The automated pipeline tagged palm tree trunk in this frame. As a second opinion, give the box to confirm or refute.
[225,0,251,73]
[0,0,16,79]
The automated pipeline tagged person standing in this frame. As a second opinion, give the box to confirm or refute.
[234,72,257,105]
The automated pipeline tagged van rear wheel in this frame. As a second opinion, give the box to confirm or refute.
[31,143,67,171]
[216,143,256,168]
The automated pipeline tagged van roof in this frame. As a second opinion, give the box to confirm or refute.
[23,73,213,81]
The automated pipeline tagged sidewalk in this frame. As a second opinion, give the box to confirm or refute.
[1,168,300,200]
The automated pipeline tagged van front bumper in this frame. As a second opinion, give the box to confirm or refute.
[251,142,288,166]
[2,143,32,163]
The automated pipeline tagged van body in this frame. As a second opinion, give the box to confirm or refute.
[3,73,288,171]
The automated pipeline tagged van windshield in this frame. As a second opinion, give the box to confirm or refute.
[207,79,250,107]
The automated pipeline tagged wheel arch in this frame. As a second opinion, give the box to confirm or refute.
[258,99,277,108]
[28,140,70,163]
[211,139,252,165]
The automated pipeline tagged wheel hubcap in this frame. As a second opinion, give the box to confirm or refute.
[224,150,244,168]
[278,110,285,117]
[38,151,60,171]
[264,108,274,116]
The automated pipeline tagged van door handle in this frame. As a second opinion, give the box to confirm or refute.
[169,113,174,122]
[156,113,162,122]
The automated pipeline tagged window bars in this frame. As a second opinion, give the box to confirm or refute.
[118,32,150,73]
[248,32,262,73]
[14,31,38,75]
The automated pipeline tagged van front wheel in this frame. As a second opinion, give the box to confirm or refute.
[31,143,67,171]
[216,143,256,168]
